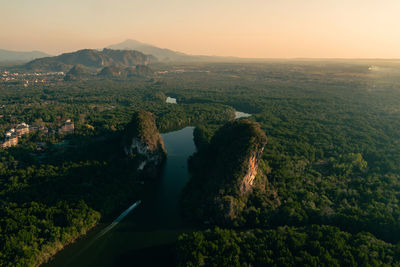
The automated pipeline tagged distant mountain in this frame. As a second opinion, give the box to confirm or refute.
[107,39,192,62]
[0,49,50,63]
[24,48,150,72]
[107,39,243,62]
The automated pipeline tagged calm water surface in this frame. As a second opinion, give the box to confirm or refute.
[166,96,177,104]
[235,111,251,119]
[46,127,196,267]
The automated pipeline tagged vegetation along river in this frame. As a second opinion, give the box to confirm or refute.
[46,127,196,267]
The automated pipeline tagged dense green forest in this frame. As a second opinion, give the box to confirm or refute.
[172,62,400,242]
[177,226,400,266]
[1,60,400,265]
[0,78,234,135]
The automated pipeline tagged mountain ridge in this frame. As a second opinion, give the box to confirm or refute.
[107,39,192,62]
[23,48,150,72]
[107,39,246,62]
[0,49,51,63]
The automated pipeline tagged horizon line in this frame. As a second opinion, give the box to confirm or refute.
[1,46,400,62]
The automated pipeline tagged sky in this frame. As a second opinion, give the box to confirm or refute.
[1,0,399,58]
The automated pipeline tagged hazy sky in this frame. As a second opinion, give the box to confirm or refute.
[1,0,399,58]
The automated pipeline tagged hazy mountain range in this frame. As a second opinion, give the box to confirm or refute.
[2,39,238,64]
[107,39,240,62]
[0,49,50,63]
[107,39,194,62]
[2,39,260,70]
[23,49,150,72]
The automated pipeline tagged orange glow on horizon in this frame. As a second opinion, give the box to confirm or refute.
[0,0,399,58]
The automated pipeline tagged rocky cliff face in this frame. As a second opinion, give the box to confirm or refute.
[182,120,268,225]
[122,110,166,174]
[240,146,265,194]
[208,120,267,196]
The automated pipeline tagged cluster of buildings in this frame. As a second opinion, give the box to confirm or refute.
[1,119,74,149]
[1,71,65,86]
[155,69,210,75]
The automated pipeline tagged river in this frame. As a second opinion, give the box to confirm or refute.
[235,111,251,119]
[166,96,177,104]
[46,127,196,267]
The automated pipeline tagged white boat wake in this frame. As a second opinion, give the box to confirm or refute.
[95,200,142,239]
[61,200,142,265]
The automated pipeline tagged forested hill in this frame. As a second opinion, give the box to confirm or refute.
[64,64,91,81]
[97,65,154,79]
[122,110,166,175]
[23,48,150,72]
[182,120,268,225]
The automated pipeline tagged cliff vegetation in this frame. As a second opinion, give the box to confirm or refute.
[182,120,268,225]
[122,110,166,174]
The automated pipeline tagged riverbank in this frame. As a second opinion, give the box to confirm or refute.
[41,199,144,266]
[35,217,99,266]
[42,182,154,266]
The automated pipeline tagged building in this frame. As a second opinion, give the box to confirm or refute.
[1,136,18,148]
[58,119,74,134]
[1,123,29,149]
[15,122,29,137]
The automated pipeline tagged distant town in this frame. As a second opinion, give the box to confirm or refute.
[0,70,65,86]
[1,119,74,149]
